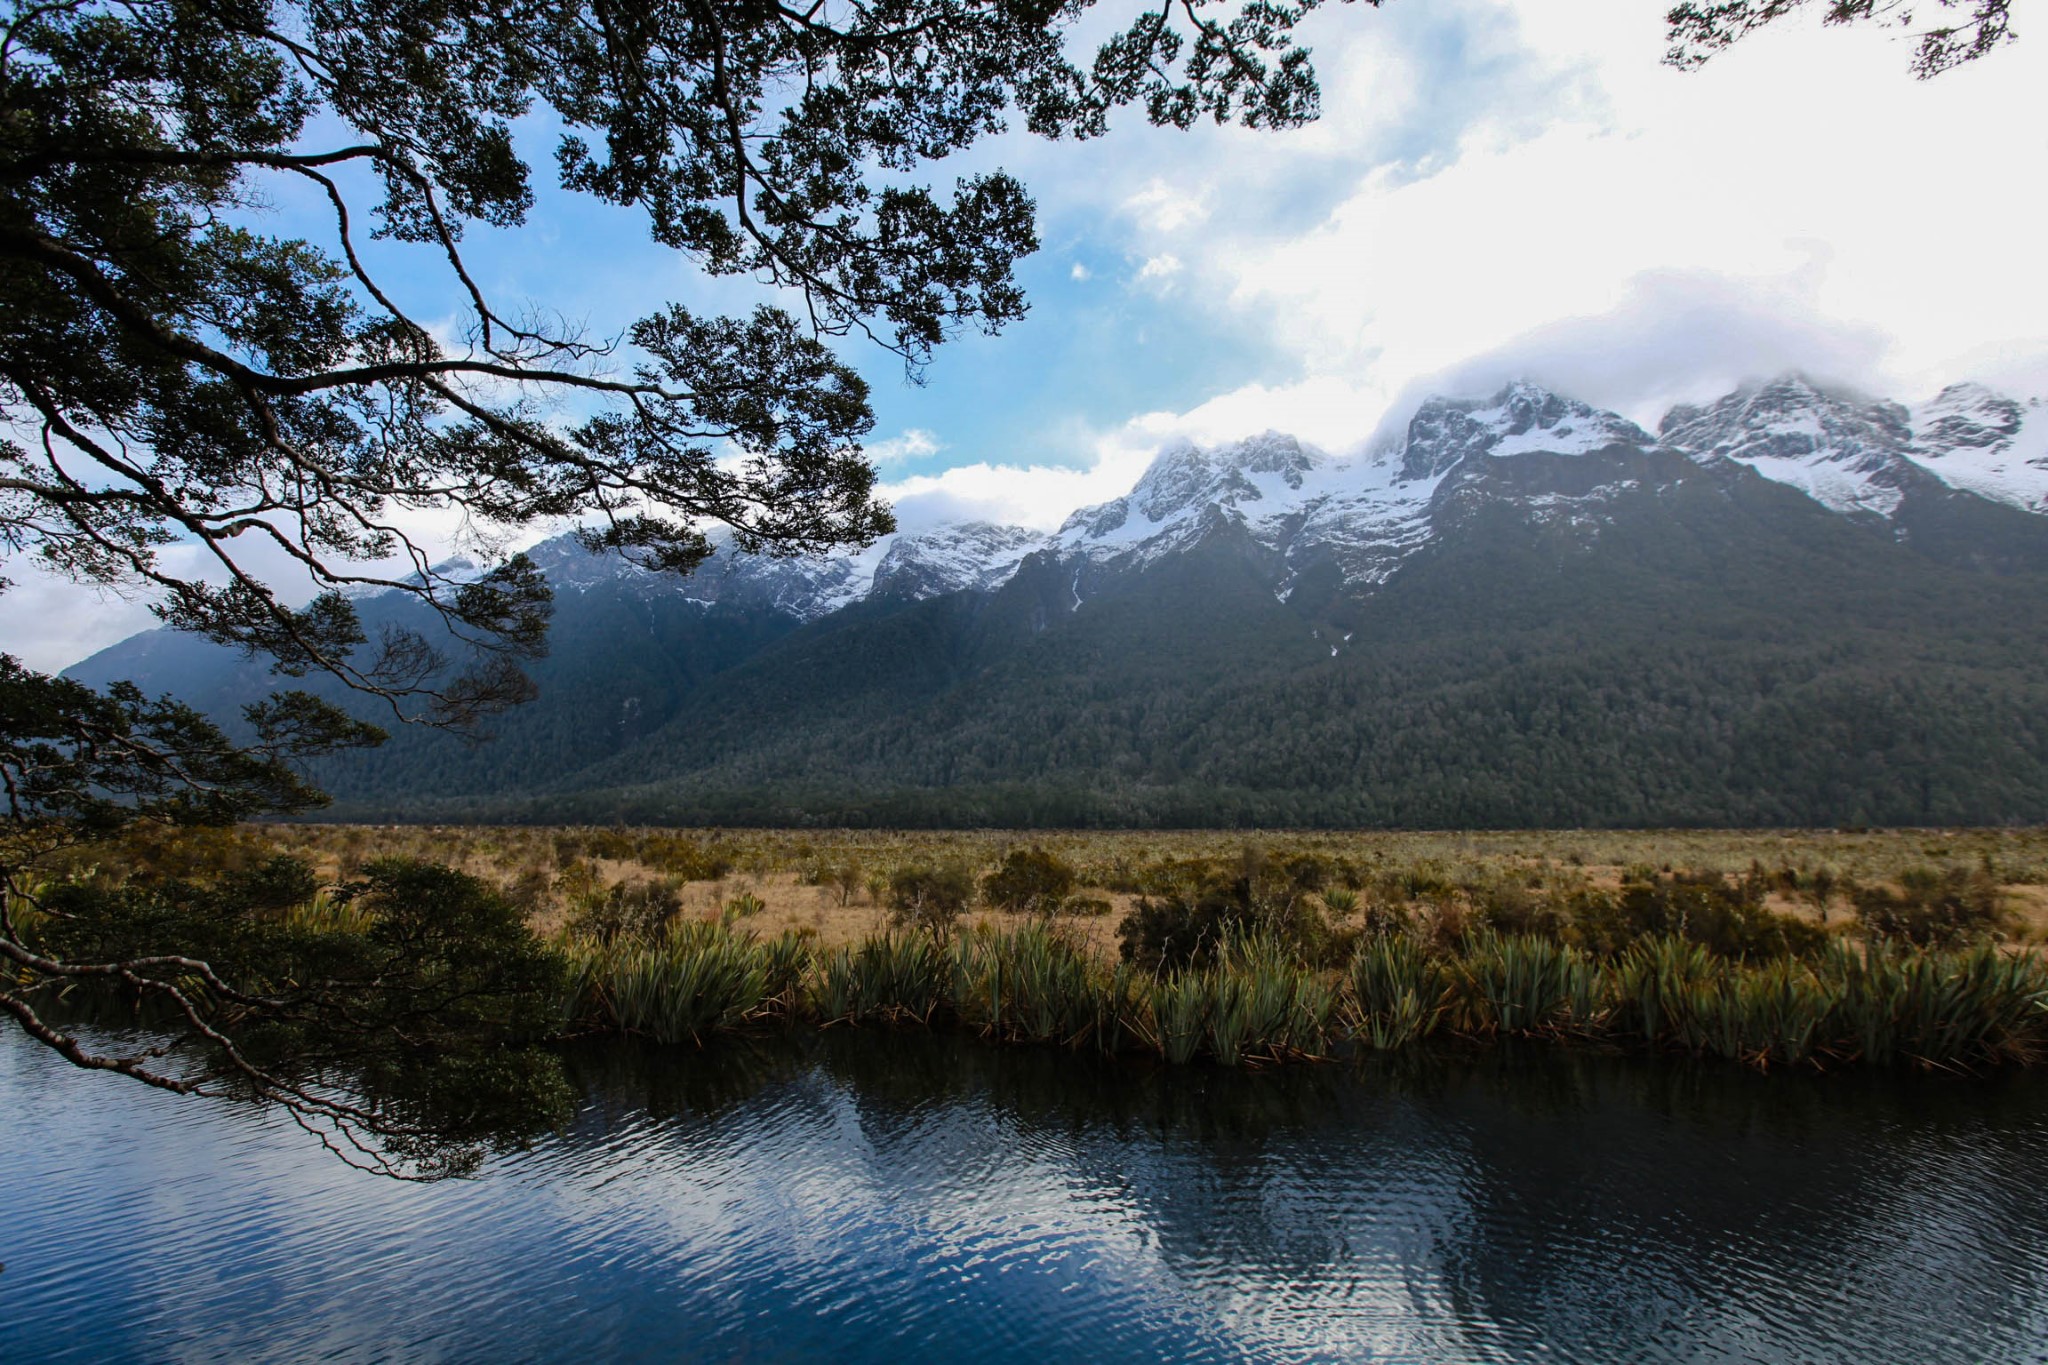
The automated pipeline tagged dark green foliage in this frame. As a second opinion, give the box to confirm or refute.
[1851,865,2008,947]
[1116,848,1338,970]
[23,858,572,1177]
[103,450,2048,831]
[980,845,1077,914]
[886,861,977,939]
[1665,0,2014,79]
[1571,871,1826,960]
[221,853,323,912]
[565,877,683,946]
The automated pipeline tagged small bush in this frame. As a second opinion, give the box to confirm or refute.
[831,861,865,906]
[886,862,976,940]
[1116,861,1338,970]
[223,854,321,913]
[1118,891,1234,971]
[567,877,682,945]
[1471,879,1566,940]
[981,846,1077,915]
[1853,865,2006,947]
[1572,871,1823,960]
[502,866,554,918]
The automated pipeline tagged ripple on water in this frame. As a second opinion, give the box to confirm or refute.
[5,1033,2048,1364]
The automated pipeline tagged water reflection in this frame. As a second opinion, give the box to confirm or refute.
[5,1029,2047,1362]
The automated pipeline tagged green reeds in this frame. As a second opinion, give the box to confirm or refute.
[555,917,2048,1074]
[564,922,786,1043]
[949,924,1098,1045]
[1829,941,2048,1068]
[1149,973,1208,1065]
[1459,932,1600,1037]
[812,933,946,1025]
[1349,934,1455,1049]
[1138,937,1337,1066]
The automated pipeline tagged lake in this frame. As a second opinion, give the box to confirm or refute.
[4,1028,2047,1362]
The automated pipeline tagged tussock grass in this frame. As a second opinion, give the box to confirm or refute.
[51,822,2048,1073]
[562,922,810,1043]
[555,918,2048,1072]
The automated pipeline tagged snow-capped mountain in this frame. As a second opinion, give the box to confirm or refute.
[868,522,1045,601]
[1052,431,1327,570]
[1658,374,1930,518]
[485,371,2048,623]
[1910,382,2048,514]
[515,520,1042,621]
[63,368,2048,827]
[1656,372,2048,520]
[1397,383,1655,479]
[1046,385,1670,601]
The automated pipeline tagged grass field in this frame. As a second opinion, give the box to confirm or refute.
[36,822,2048,1072]
[130,822,2048,952]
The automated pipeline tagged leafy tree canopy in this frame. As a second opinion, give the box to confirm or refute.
[1,0,1365,1171]
[1665,0,2016,77]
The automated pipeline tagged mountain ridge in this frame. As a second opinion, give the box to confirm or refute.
[400,370,2048,623]
[59,371,2048,828]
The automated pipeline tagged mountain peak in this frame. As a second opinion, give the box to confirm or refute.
[1122,431,1320,523]
[1916,382,2026,453]
[1657,372,1918,517]
[869,521,1046,600]
[1398,383,1651,481]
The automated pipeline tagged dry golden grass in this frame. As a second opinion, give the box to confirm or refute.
[205,822,2048,949]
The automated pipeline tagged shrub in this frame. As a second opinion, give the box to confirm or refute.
[1116,859,1340,971]
[1118,890,1234,971]
[567,876,682,944]
[831,861,865,906]
[222,853,321,913]
[1852,865,2007,947]
[1572,871,1823,960]
[1471,878,1566,940]
[886,862,977,940]
[980,846,1077,915]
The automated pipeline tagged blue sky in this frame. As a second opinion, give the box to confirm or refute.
[9,0,2048,669]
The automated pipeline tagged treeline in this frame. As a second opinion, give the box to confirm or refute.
[81,444,2048,829]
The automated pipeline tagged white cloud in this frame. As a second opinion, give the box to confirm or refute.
[862,427,944,467]
[0,566,162,674]
[1136,254,1183,285]
[1121,177,1211,234]
[879,441,1155,532]
[1069,261,1091,282]
[1056,0,2048,441]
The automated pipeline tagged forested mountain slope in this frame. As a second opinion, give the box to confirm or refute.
[66,375,2048,827]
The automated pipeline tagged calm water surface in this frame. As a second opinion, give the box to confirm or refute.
[4,1029,2048,1363]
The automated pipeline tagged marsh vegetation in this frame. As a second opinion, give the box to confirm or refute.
[33,823,2048,1078]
